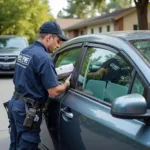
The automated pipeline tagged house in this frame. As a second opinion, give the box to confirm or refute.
[63,7,150,39]
[55,18,83,36]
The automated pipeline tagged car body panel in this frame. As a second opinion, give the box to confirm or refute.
[59,90,150,150]
[39,116,56,150]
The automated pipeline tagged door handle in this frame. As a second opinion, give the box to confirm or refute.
[60,108,73,119]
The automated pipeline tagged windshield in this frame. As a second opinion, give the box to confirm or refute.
[130,39,150,64]
[0,37,27,49]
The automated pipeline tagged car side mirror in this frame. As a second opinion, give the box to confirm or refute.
[111,93,150,119]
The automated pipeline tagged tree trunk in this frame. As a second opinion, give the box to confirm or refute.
[134,0,148,30]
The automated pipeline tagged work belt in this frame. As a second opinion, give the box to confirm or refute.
[13,91,44,128]
[13,91,43,110]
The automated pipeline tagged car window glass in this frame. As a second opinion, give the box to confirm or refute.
[0,38,27,49]
[55,48,80,67]
[131,75,145,96]
[77,47,133,104]
[130,40,150,64]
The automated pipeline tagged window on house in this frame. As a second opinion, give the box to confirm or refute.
[133,24,138,30]
[148,23,150,30]
[107,25,110,32]
[99,27,102,33]
[80,31,84,35]
[91,28,94,34]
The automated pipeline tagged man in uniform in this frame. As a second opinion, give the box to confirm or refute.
[8,21,71,150]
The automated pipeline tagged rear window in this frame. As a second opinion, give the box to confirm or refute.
[130,39,150,64]
[0,37,27,49]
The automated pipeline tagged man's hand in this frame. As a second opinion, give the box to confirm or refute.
[105,68,109,74]
[48,74,72,98]
[65,74,72,87]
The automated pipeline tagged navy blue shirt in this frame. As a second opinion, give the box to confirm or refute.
[13,41,59,103]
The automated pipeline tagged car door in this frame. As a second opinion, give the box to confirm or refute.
[59,44,150,150]
[43,43,83,149]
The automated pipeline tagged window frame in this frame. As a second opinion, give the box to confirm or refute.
[74,43,121,106]
[131,73,147,96]
[53,43,85,89]
[133,24,138,30]
[99,27,102,33]
[80,30,84,35]
[107,25,110,32]
[121,51,149,101]
[73,42,149,107]
[91,28,94,34]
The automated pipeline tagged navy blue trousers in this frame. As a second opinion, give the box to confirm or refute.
[8,97,41,150]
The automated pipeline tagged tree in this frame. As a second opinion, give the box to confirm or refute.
[112,0,149,29]
[61,0,149,29]
[0,0,54,43]
[84,0,149,30]
[59,0,132,18]
[63,0,80,18]
[102,0,132,14]
[58,0,107,18]
[57,10,66,18]
[134,0,149,30]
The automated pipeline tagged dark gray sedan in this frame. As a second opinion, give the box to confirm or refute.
[40,31,150,150]
[0,35,28,74]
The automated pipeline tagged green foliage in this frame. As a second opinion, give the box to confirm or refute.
[57,10,65,18]
[59,0,148,29]
[102,0,132,14]
[58,0,106,18]
[59,0,132,19]
[0,0,54,44]
[55,48,80,67]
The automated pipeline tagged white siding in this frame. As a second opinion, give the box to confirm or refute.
[148,8,150,30]
[87,23,114,34]
[123,11,138,30]
[124,8,150,30]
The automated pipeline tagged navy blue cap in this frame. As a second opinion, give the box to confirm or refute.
[39,21,68,41]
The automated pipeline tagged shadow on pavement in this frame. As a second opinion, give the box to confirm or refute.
[0,74,13,79]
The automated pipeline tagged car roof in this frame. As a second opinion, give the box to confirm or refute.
[59,31,150,51]
[106,31,150,40]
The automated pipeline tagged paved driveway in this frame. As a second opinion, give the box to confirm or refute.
[0,75,14,149]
